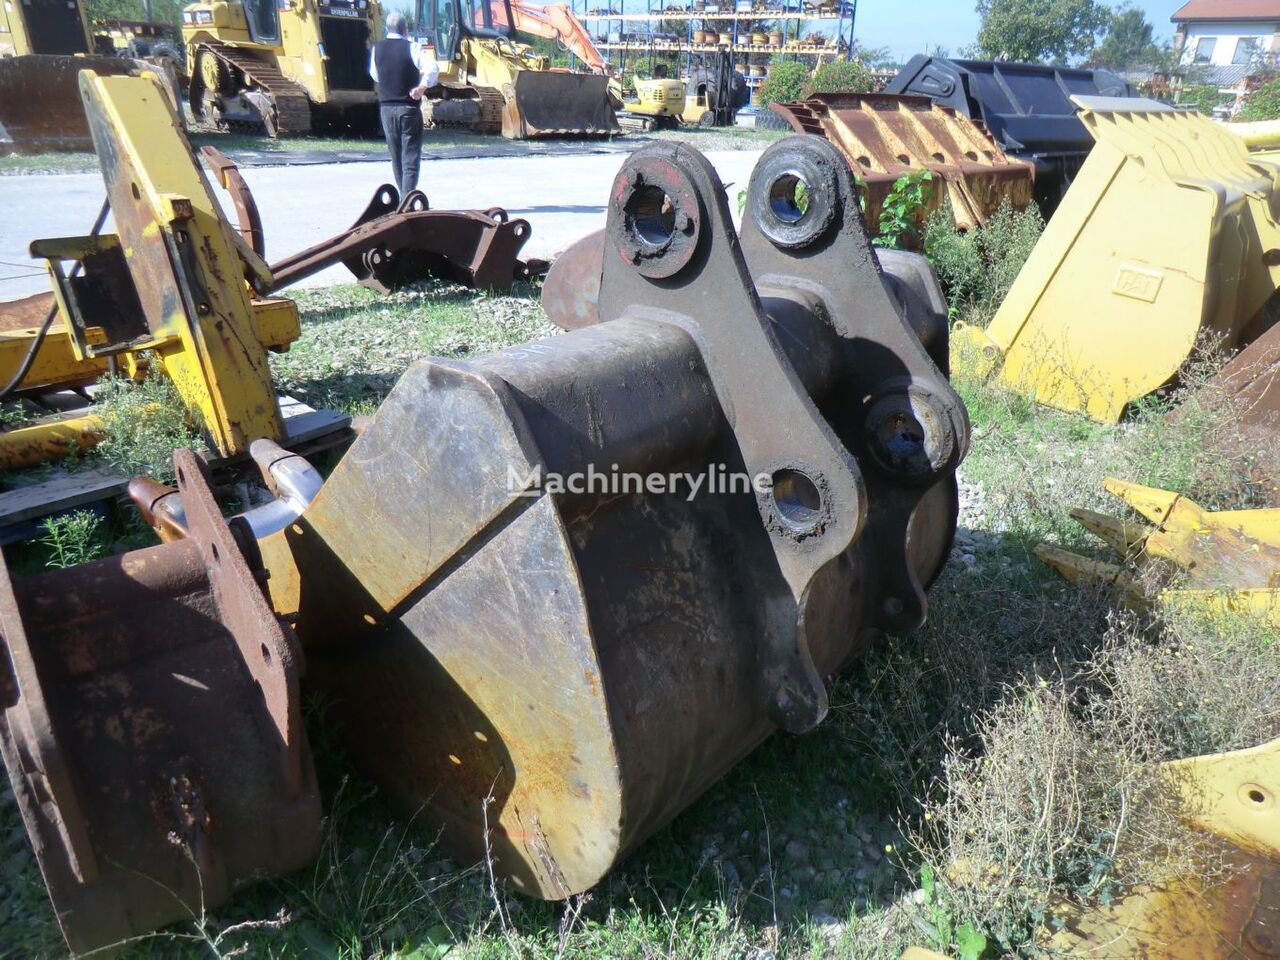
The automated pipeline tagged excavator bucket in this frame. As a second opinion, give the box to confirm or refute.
[958,96,1280,423]
[1035,477,1280,624]
[0,54,141,153]
[3,136,969,953]
[769,93,1035,240]
[0,448,322,953]
[501,70,620,139]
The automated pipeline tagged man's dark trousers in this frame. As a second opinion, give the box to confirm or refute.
[381,104,423,199]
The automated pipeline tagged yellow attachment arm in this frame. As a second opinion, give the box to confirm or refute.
[63,71,289,457]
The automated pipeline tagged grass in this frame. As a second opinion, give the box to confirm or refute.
[0,218,1277,959]
[0,121,782,176]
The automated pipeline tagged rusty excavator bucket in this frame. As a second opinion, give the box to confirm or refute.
[2,135,968,953]
[769,93,1035,241]
[502,70,620,139]
[0,54,161,153]
[958,96,1280,423]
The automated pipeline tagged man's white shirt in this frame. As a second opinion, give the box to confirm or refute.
[369,32,440,87]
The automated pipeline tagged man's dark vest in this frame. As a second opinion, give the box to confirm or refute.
[374,38,418,106]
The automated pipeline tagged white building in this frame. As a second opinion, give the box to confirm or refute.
[1172,0,1280,72]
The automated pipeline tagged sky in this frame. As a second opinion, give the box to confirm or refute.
[854,1,1185,62]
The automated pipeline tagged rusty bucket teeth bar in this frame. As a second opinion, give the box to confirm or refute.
[768,93,1036,242]
[1037,477,1280,622]
[0,449,322,954]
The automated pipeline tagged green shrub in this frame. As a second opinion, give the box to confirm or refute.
[1177,82,1231,115]
[804,59,875,96]
[92,373,204,482]
[1236,73,1280,121]
[38,510,107,569]
[758,61,808,106]
[923,199,1045,325]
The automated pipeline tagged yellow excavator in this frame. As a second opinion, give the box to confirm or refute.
[0,0,149,152]
[182,0,384,136]
[416,0,618,139]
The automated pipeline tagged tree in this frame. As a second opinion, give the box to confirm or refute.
[1089,5,1162,70]
[974,0,1111,63]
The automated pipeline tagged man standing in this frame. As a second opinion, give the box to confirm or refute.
[369,12,437,198]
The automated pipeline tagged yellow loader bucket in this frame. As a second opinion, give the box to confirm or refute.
[501,70,620,139]
[961,96,1280,423]
[770,93,1035,240]
[0,54,143,153]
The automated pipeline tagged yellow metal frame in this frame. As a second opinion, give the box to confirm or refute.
[959,97,1280,423]
[181,0,384,105]
[58,71,295,458]
[0,0,95,56]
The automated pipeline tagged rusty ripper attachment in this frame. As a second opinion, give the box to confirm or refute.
[0,448,321,953]
[201,147,545,294]
[0,135,967,951]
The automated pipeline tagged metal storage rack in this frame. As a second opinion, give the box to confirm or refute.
[574,0,858,95]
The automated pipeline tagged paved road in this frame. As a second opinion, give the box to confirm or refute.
[0,149,763,300]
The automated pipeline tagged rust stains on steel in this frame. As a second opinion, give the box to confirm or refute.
[254,137,967,898]
[204,152,546,294]
[769,92,1035,243]
[0,449,321,953]
[1,137,968,953]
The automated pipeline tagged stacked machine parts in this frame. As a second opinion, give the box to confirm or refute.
[0,74,970,953]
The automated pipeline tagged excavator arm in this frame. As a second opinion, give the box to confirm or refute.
[507,0,608,73]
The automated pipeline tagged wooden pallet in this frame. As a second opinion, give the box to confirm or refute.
[0,396,351,543]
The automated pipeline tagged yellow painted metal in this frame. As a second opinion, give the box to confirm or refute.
[182,0,384,109]
[0,0,94,56]
[963,96,1280,423]
[1035,476,1280,623]
[0,414,106,469]
[1041,736,1280,959]
[68,70,290,456]
[626,77,686,119]
[0,296,297,400]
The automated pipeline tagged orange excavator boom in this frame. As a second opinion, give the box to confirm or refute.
[507,0,608,73]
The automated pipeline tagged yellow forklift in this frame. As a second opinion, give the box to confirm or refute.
[182,0,384,135]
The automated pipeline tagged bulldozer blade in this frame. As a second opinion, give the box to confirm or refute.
[1038,477,1280,622]
[501,70,621,139]
[769,93,1035,244]
[978,96,1280,423]
[0,449,322,954]
[0,55,141,153]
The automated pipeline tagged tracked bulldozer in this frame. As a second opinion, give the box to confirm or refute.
[0,0,150,152]
[416,0,618,138]
[0,73,967,953]
[183,0,383,136]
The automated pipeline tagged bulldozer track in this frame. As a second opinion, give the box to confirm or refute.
[197,41,312,135]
